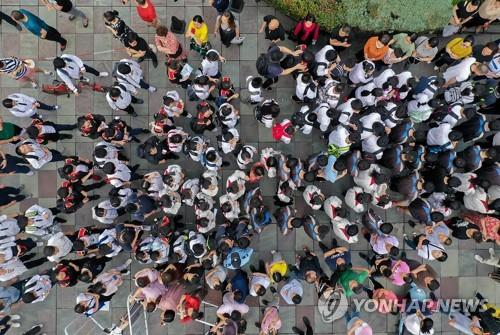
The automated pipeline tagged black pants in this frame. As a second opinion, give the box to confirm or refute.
[23,256,48,269]
[362,277,384,299]
[434,49,457,67]
[0,186,25,206]
[123,96,142,115]
[262,77,278,89]
[43,26,67,46]
[0,11,18,28]
[139,79,150,89]
[138,49,158,67]
[0,154,31,174]
[83,64,100,76]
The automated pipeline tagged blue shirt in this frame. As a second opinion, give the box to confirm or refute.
[223,247,253,270]
[19,9,49,37]
[230,270,249,303]
[0,286,21,313]
[324,155,338,183]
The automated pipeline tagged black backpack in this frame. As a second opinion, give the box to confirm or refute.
[256,53,270,76]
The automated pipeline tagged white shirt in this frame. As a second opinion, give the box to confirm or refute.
[280,279,303,305]
[295,74,317,100]
[328,125,350,147]
[0,258,27,282]
[92,200,119,224]
[362,135,385,159]
[463,187,494,214]
[355,82,377,107]
[443,57,477,83]
[314,45,335,76]
[441,104,463,127]
[201,50,221,77]
[345,186,366,213]
[303,185,323,210]
[373,68,396,88]
[7,93,37,118]
[47,232,73,262]
[337,99,357,125]
[371,234,399,255]
[323,196,343,220]
[24,204,54,233]
[452,172,477,195]
[201,170,219,197]
[115,58,143,94]
[249,273,271,296]
[403,313,434,335]
[220,128,240,154]
[107,163,132,187]
[236,145,257,170]
[24,274,52,303]
[359,113,383,139]
[0,215,20,237]
[349,61,374,84]
[180,178,200,206]
[206,265,227,289]
[427,123,452,146]
[332,217,358,243]
[56,54,85,92]
[217,292,249,316]
[106,85,132,110]
[19,140,52,169]
[246,76,263,103]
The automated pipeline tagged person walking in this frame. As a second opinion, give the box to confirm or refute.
[11,9,67,51]
[41,0,89,28]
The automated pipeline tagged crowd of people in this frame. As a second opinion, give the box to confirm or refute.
[0,0,500,334]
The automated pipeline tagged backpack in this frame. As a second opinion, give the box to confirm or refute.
[256,53,270,76]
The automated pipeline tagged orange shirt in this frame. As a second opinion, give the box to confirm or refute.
[364,36,389,61]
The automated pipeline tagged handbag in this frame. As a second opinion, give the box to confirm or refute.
[442,24,460,37]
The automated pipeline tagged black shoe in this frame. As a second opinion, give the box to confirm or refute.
[292,327,303,335]
[318,242,329,252]
[254,322,261,329]
[408,220,416,228]
[269,286,277,294]
[249,265,257,272]
[302,316,311,328]
[131,111,138,117]
[261,299,269,306]
[141,129,150,134]
[135,98,144,104]
[153,60,158,68]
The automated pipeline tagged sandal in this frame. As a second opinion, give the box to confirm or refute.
[83,18,89,28]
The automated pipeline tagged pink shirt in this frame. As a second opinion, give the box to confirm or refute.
[158,283,184,311]
[138,282,167,302]
[390,260,410,286]
[260,307,282,333]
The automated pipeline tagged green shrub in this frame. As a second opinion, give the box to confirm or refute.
[266,0,453,33]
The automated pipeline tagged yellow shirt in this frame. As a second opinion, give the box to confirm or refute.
[484,303,500,318]
[187,21,208,44]
[447,37,472,59]
[268,261,288,282]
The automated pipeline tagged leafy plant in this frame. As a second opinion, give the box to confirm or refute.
[266,0,453,33]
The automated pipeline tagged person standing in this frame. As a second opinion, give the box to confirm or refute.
[53,54,108,96]
[11,10,67,51]
[41,0,89,28]
[214,11,244,48]
[0,117,23,145]
[124,31,158,68]
[155,25,187,61]
[186,15,210,57]
[124,0,158,27]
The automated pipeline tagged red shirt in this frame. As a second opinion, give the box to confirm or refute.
[179,294,201,324]
[293,20,320,42]
[136,0,157,23]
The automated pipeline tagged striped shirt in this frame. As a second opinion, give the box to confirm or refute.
[0,57,27,79]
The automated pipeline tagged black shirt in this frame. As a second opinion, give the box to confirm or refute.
[473,45,495,63]
[263,15,285,41]
[447,218,479,240]
[55,0,73,12]
[330,27,351,45]
[124,36,149,53]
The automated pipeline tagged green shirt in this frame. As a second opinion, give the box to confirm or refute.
[0,123,17,141]
[393,33,415,57]
[339,269,369,297]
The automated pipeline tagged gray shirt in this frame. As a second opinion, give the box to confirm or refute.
[415,37,438,60]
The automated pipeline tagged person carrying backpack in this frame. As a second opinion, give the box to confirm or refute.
[256,44,307,90]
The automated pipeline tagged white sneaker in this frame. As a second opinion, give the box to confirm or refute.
[44,70,54,76]
[36,242,44,247]
[54,105,60,110]
[124,258,133,267]
[10,315,20,320]
[99,72,109,77]
[31,82,38,89]
[10,323,20,328]
[26,170,34,176]
[148,86,157,93]
[80,77,90,83]
[186,113,192,118]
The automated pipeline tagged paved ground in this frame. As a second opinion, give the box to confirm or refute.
[0,1,499,334]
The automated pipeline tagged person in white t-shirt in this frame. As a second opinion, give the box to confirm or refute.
[201,49,226,79]
[442,57,485,87]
